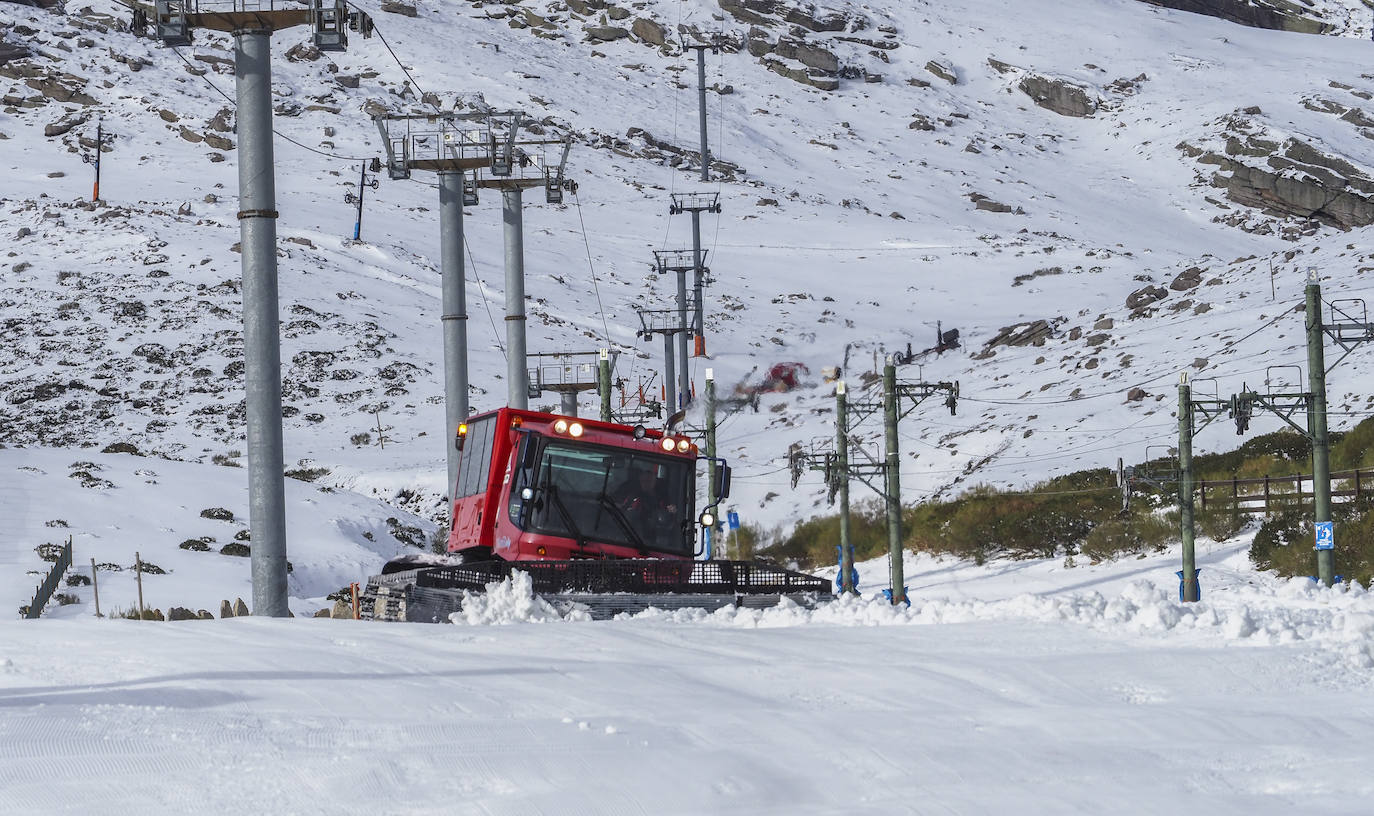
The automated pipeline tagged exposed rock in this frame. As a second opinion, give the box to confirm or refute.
[167,606,197,621]
[761,57,838,91]
[768,36,839,72]
[233,597,250,617]
[987,57,1017,75]
[1126,285,1168,309]
[925,59,957,85]
[968,192,1021,214]
[1125,387,1148,402]
[1093,317,1115,330]
[632,17,666,46]
[44,115,85,137]
[718,0,848,31]
[285,43,322,62]
[982,319,1059,349]
[566,0,608,14]
[380,0,417,16]
[1135,0,1330,35]
[1169,266,1205,291]
[219,599,234,618]
[908,114,935,131]
[203,133,234,151]
[1199,131,1374,229]
[0,41,32,66]
[584,25,629,42]
[1018,74,1097,117]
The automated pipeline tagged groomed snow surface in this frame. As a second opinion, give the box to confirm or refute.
[6,539,1374,815]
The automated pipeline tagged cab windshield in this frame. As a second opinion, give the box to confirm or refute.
[522,440,695,555]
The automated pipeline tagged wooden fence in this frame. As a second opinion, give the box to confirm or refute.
[22,537,72,619]
[1199,469,1370,515]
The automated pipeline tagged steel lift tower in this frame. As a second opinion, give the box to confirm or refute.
[153,0,370,617]
[474,113,574,411]
[375,112,494,495]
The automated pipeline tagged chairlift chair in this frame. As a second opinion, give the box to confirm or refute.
[312,0,349,52]
[153,0,191,47]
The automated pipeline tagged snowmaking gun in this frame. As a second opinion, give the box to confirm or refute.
[359,408,831,622]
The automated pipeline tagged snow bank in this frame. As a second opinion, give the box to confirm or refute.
[462,572,1374,668]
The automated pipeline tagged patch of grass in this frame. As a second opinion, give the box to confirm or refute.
[285,466,330,482]
[200,507,235,522]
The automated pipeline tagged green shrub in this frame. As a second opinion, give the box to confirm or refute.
[1196,504,1248,542]
[1080,513,1177,563]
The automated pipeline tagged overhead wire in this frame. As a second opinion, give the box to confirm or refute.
[571,188,614,350]
[168,46,373,162]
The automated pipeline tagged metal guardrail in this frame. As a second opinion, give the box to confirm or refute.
[22,537,72,619]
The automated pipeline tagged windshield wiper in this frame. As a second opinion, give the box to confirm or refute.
[597,492,649,555]
[544,485,590,550]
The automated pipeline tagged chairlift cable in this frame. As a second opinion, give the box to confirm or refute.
[170,47,372,162]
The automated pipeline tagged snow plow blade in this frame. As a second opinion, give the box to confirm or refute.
[360,559,832,623]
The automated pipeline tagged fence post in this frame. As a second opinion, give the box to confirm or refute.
[1264,475,1270,513]
[1357,469,1363,502]
[135,551,145,617]
[90,557,101,617]
[350,582,360,620]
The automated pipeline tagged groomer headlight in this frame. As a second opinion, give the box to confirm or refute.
[676,438,691,453]
[553,419,569,434]
[661,437,676,452]
[568,421,584,438]
[632,424,647,440]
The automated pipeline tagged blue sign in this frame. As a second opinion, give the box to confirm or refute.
[1315,521,1335,551]
[727,511,740,530]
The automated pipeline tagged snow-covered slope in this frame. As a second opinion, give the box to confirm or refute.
[5,0,1374,607]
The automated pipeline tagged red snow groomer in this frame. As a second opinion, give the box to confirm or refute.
[361,408,829,621]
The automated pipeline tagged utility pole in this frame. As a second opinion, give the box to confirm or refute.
[882,360,903,604]
[705,368,718,556]
[836,380,854,594]
[1226,271,1374,586]
[155,0,370,617]
[1306,274,1334,585]
[82,121,115,202]
[794,365,957,602]
[598,348,612,422]
[342,158,379,241]
[1176,374,1230,602]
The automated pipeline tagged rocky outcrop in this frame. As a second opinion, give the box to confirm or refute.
[1135,0,1331,35]
[632,17,667,46]
[1184,119,1374,230]
[723,2,867,89]
[1017,74,1097,117]
[719,0,847,32]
